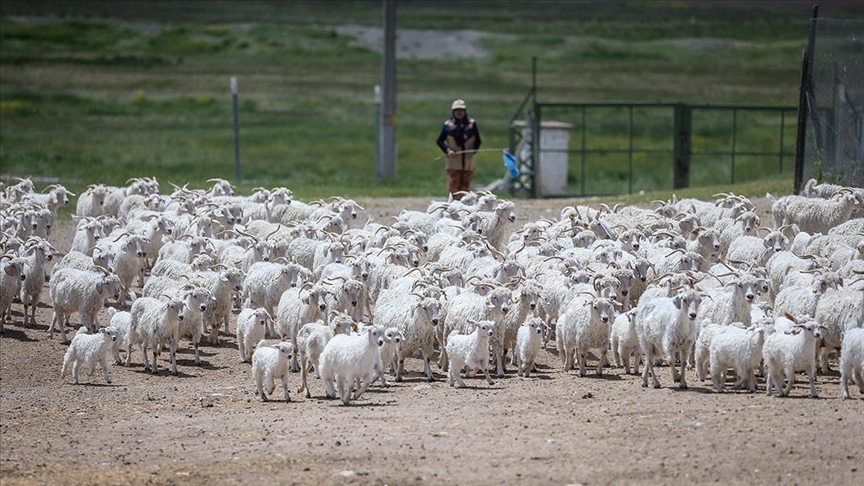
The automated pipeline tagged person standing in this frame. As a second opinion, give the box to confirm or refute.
[436,99,482,200]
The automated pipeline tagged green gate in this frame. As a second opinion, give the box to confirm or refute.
[508,95,797,198]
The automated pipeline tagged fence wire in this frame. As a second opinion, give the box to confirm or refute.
[803,18,864,187]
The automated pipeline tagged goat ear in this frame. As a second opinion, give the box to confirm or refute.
[672,294,682,309]
[96,281,105,294]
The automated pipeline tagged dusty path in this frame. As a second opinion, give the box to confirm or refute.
[1,196,861,486]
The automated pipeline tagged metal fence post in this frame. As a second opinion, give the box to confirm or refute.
[580,106,586,196]
[379,0,397,180]
[794,5,819,193]
[374,85,382,184]
[779,110,786,173]
[531,105,541,198]
[231,77,241,185]
[731,108,738,184]
[531,57,538,198]
[628,106,634,195]
[673,103,691,190]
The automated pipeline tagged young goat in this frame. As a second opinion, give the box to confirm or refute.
[516,317,547,378]
[445,319,496,388]
[763,315,824,398]
[61,326,119,385]
[840,328,864,400]
[251,341,294,402]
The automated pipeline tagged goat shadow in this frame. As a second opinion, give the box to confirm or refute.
[62,381,121,388]
[569,372,623,381]
[125,365,197,379]
[310,396,396,407]
[0,327,40,342]
[174,357,226,371]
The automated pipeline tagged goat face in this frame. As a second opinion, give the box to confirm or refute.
[673,291,702,321]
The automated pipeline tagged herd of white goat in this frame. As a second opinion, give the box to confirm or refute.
[1,176,863,404]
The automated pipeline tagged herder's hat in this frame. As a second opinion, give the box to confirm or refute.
[451,99,467,110]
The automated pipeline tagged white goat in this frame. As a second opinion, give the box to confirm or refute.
[556,295,618,377]
[636,289,704,389]
[275,281,331,370]
[251,341,294,402]
[446,319,496,387]
[373,289,441,382]
[0,255,27,333]
[125,296,187,375]
[295,312,355,398]
[610,309,641,374]
[763,316,823,398]
[70,217,103,256]
[19,237,53,327]
[75,184,110,217]
[708,323,767,393]
[839,328,864,399]
[516,317,546,377]
[236,307,273,363]
[319,325,386,405]
[48,267,122,343]
[813,288,864,373]
[243,261,309,318]
[772,192,862,234]
[60,326,119,385]
[107,307,131,365]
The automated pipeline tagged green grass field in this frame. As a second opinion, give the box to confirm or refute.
[2,1,862,199]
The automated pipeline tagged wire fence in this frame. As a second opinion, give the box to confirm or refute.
[798,17,864,191]
[509,98,796,198]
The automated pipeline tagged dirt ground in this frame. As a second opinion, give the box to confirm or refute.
[1,196,862,486]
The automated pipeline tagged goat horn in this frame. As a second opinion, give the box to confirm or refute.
[265,226,282,240]
[112,232,132,242]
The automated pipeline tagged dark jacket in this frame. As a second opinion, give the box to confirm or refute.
[436,114,482,155]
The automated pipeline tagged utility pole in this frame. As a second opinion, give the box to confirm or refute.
[379,0,397,180]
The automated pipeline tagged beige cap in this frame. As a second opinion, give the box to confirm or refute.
[451,99,467,110]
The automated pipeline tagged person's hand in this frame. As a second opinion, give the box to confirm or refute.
[447,148,455,156]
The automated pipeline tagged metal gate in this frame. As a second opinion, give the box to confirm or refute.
[509,96,797,198]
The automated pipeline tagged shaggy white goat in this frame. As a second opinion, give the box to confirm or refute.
[840,328,864,400]
[251,341,294,402]
[445,319,496,388]
[60,326,119,385]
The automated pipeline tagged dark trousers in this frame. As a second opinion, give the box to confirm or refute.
[446,169,474,200]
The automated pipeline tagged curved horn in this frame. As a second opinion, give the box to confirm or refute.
[112,232,132,243]
[265,225,282,240]
[234,228,259,243]
[93,265,111,275]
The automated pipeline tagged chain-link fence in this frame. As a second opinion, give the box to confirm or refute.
[799,18,864,189]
